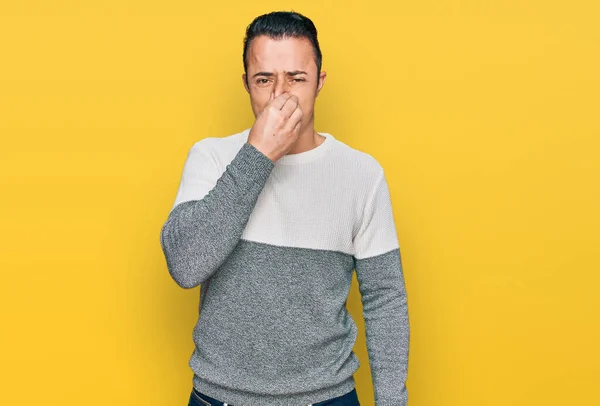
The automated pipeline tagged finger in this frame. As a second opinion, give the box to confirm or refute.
[281,105,303,134]
[293,119,301,135]
[268,92,292,110]
[280,95,299,119]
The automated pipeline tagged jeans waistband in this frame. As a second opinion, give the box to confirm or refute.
[190,387,359,406]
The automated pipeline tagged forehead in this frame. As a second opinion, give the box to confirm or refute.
[247,35,316,72]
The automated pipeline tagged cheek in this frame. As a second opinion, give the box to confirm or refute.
[295,88,316,110]
[299,98,314,119]
[250,93,269,111]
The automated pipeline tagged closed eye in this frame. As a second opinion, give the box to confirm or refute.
[256,78,306,84]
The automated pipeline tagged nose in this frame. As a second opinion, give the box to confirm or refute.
[272,75,291,98]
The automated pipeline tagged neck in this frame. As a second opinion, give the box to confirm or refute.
[286,118,325,155]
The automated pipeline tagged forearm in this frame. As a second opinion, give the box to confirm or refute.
[160,142,274,288]
[356,248,410,405]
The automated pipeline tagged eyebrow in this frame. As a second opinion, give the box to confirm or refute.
[252,70,308,78]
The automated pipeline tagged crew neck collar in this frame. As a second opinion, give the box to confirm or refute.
[244,128,334,165]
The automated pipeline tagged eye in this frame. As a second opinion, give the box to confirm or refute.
[256,78,269,84]
[292,78,305,82]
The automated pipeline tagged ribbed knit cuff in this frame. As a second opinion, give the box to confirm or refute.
[230,142,275,186]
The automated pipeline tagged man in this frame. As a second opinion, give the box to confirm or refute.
[160,10,410,406]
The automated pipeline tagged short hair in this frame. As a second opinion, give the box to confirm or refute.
[242,11,322,87]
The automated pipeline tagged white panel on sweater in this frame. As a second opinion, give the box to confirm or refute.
[171,128,400,260]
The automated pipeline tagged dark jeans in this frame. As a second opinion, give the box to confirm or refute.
[188,387,360,406]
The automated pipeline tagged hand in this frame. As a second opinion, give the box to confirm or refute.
[247,92,303,162]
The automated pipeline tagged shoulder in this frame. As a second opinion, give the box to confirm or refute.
[329,136,385,183]
[187,128,250,167]
[190,128,248,155]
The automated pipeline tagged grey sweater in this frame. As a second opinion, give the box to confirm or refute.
[160,128,410,405]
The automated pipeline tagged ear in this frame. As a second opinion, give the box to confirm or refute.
[242,73,250,94]
[316,70,327,95]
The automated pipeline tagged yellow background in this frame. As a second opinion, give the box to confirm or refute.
[1,1,598,405]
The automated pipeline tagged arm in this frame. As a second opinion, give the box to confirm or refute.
[160,140,274,289]
[353,170,410,406]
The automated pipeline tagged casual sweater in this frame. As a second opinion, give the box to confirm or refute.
[159,128,410,406]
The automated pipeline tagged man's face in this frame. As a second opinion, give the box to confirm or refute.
[242,35,326,131]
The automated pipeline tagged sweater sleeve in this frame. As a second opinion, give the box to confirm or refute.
[160,140,275,289]
[352,170,410,406]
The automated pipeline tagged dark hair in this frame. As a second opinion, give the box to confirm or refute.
[243,11,322,87]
